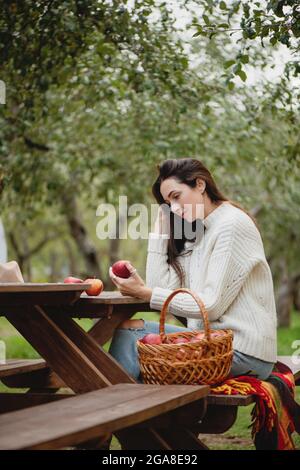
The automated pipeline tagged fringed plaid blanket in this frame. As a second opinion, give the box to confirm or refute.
[211,361,300,450]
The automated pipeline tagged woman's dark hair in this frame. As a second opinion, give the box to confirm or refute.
[152,158,259,286]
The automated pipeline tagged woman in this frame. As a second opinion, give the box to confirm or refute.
[109,158,277,382]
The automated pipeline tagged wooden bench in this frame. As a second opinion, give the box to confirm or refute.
[0,358,65,391]
[0,383,209,450]
[196,355,300,434]
[206,355,300,406]
[0,358,47,378]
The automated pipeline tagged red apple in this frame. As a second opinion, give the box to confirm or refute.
[193,349,202,358]
[211,330,223,338]
[64,276,83,284]
[172,337,190,344]
[140,333,162,345]
[176,348,186,361]
[84,278,104,296]
[190,333,205,343]
[112,261,131,279]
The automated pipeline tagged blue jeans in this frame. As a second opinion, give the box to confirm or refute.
[108,320,275,382]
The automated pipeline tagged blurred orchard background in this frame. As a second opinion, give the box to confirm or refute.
[0,0,300,450]
[0,1,299,326]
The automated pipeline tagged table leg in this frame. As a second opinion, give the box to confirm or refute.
[46,310,136,385]
[5,305,111,393]
[88,308,136,345]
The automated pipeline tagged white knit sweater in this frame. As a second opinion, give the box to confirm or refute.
[146,202,277,363]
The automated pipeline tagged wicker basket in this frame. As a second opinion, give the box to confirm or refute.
[137,288,233,385]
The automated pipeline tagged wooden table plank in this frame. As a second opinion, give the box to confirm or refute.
[79,291,149,304]
[40,291,153,318]
[47,301,152,319]
[0,283,91,292]
[0,283,92,309]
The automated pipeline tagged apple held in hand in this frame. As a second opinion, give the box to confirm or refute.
[111,261,131,279]
[84,278,104,296]
[140,333,162,345]
[64,276,83,284]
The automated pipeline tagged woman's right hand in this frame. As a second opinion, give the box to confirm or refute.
[153,204,170,236]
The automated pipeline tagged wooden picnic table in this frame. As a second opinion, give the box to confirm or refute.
[0,283,209,450]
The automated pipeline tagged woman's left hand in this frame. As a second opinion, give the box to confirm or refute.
[109,261,152,302]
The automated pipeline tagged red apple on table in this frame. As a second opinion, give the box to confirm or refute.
[84,278,104,296]
[111,261,131,279]
[140,333,162,345]
[64,276,84,284]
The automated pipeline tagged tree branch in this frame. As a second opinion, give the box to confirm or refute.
[24,137,50,152]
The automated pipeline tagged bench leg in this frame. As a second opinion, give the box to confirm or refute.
[116,425,209,450]
[75,433,113,450]
[157,428,209,450]
[116,428,173,450]
[195,405,238,434]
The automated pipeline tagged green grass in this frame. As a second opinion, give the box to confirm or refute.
[1,311,300,450]
[277,312,300,355]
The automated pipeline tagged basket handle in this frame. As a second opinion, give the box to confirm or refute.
[159,288,211,342]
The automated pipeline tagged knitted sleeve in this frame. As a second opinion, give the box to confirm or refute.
[145,233,182,290]
[149,217,263,321]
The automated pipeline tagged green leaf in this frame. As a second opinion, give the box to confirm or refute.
[240,54,249,64]
[218,23,230,28]
[233,63,242,74]
[219,1,227,10]
[203,14,210,26]
[228,81,235,90]
[236,69,247,82]
[270,35,278,45]
[193,25,206,37]
[224,60,235,69]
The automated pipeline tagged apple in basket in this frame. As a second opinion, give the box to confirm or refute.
[211,330,223,338]
[172,337,190,344]
[175,348,186,361]
[193,349,202,358]
[190,332,205,343]
[140,333,162,345]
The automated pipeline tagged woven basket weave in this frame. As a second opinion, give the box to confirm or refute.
[137,288,233,385]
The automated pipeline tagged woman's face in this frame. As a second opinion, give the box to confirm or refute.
[160,177,205,223]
